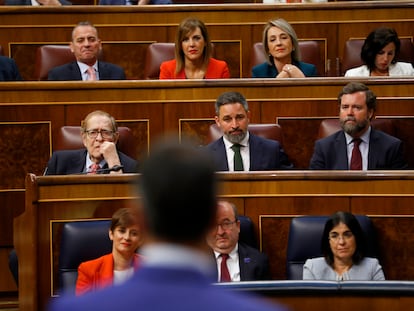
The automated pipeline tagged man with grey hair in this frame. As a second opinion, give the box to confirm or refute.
[48,21,125,81]
[206,91,293,171]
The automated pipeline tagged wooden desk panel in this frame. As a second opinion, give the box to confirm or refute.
[2,78,414,296]
[0,2,413,79]
[15,172,414,311]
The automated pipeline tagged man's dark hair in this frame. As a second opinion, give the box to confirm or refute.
[138,139,217,243]
[337,82,377,113]
[215,91,249,116]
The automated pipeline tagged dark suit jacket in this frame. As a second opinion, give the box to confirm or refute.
[5,0,72,4]
[45,149,138,175]
[50,265,283,311]
[0,56,22,81]
[48,61,126,81]
[309,128,408,170]
[212,242,270,281]
[239,243,270,281]
[252,60,317,78]
[206,134,293,171]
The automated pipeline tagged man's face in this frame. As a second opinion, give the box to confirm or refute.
[206,201,240,254]
[215,103,250,144]
[339,91,373,137]
[82,114,117,163]
[70,25,101,66]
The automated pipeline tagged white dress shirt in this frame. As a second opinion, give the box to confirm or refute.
[213,245,240,282]
[345,127,371,170]
[222,132,250,171]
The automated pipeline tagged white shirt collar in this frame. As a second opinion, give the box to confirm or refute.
[222,131,250,149]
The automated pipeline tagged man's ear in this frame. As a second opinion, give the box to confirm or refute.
[368,110,375,121]
[214,115,220,127]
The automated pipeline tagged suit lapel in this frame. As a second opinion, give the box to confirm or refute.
[70,62,83,80]
[238,243,252,281]
[66,149,87,174]
[367,129,379,169]
[334,132,349,169]
[215,138,229,171]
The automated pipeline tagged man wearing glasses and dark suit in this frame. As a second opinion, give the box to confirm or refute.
[44,110,137,175]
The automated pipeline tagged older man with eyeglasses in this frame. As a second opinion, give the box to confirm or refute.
[44,110,138,175]
[206,200,270,282]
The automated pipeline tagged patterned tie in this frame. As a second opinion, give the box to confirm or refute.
[86,66,97,81]
[231,144,244,171]
[350,138,362,170]
[88,163,100,174]
[220,253,231,282]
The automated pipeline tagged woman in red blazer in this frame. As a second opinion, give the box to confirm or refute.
[75,208,144,295]
[159,17,230,79]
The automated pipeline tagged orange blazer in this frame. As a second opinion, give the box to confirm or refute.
[75,253,140,296]
[159,58,230,79]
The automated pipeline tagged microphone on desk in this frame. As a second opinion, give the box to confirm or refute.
[95,165,124,174]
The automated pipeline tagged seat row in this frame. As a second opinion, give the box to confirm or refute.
[57,213,377,294]
[30,38,414,80]
[55,118,397,162]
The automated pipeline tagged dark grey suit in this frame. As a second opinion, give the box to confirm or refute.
[309,128,408,170]
[48,61,125,81]
[206,134,293,171]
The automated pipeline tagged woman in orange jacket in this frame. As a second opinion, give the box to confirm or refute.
[75,207,144,295]
[160,17,230,79]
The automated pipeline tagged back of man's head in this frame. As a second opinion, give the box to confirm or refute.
[139,139,217,244]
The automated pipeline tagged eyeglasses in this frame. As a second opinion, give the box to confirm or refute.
[215,220,237,231]
[329,231,354,242]
[85,129,114,139]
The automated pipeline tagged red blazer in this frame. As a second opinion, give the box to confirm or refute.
[159,58,230,79]
[75,253,140,296]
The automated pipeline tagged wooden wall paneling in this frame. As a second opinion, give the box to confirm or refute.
[179,118,215,146]
[277,117,329,169]
[212,40,242,78]
[14,172,414,310]
[368,215,414,281]
[116,119,150,159]
[1,3,412,79]
[0,122,51,189]
[102,42,153,80]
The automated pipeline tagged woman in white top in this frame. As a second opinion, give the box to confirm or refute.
[303,211,385,281]
[345,27,414,77]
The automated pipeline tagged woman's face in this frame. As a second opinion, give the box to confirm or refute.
[329,222,356,263]
[109,224,142,257]
[267,26,293,61]
[181,27,205,62]
[374,42,396,73]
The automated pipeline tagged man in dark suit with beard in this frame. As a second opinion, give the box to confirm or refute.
[207,200,270,282]
[206,91,293,171]
[48,21,125,81]
[310,82,407,170]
